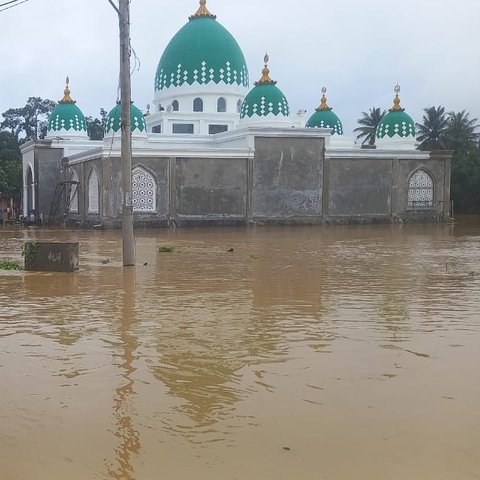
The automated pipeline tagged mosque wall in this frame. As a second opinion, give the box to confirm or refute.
[35,144,64,220]
[252,137,324,221]
[40,137,450,227]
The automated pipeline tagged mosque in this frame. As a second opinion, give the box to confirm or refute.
[21,0,451,226]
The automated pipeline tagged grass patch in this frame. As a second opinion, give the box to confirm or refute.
[0,260,22,270]
[159,245,176,253]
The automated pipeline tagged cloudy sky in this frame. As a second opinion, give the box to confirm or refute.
[0,0,479,135]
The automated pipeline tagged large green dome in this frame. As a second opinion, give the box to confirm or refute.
[105,103,146,135]
[47,79,87,136]
[155,8,248,91]
[306,90,343,135]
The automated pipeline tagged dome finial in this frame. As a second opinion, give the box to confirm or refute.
[144,104,151,117]
[316,86,332,112]
[189,0,216,20]
[391,83,404,112]
[255,53,276,86]
[59,76,75,104]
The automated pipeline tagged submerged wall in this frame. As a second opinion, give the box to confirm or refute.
[31,134,451,227]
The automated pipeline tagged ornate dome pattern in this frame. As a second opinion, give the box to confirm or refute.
[306,88,343,135]
[240,84,289,118]
[240,55,289,119]
[377,110,416,139]
[47,78,87,134]
[105,103,146,134]
[376,85,415,139]
[155,12,249,91]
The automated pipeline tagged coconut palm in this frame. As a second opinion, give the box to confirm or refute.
[354,107,386,145]
[445,110,480,154]
[416,106,449,150]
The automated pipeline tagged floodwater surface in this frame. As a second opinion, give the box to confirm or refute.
[1,219,480,480]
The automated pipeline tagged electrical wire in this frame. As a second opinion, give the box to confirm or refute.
[0,0,30,13]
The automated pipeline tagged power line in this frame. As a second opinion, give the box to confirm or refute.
[0,0,31,13]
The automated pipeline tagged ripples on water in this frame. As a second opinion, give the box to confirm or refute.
[1,219,480,479]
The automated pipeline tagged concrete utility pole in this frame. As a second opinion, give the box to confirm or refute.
[118,0,135,266]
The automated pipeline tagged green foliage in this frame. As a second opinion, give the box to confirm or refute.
[416,106,449,151]
[22,240,38,269]
[0,131,22,193]
[159,245,175,253]
[1,97,56,142]
[451,149,480,213]
[0,260,21,270]
[354,107,386,145]
[86,108,108,141]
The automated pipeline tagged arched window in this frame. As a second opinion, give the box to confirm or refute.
[132,166,156,212]
[217,97,226,113]
[88,169,99,214]
[193,98,203,112]
[172,100,179,112]
[237,99,243,113]
[70,171,79,213]
[408,169,434,210]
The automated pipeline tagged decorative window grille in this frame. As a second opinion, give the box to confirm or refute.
[217,97,226,112]
[408,170,433,210]
[193,97,203,112]
[132,167,156,212]
[70,171,79,213]
[88,169,99,214]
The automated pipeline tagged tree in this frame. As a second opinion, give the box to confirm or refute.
[444,110,480,154]
[354,107,386,145]
[1,97,56,142]
[0,131,22,193]
[86,108,108,140]
[416,106,449,151]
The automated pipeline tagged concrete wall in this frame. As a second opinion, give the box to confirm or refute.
[252,137,324,221]
[45,136,452,227]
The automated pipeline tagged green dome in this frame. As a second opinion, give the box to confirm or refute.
[105,103,146,134]
[240,83,289,119]
[155,16,249,91]
[48,103,87,134]
[377,109,415,139]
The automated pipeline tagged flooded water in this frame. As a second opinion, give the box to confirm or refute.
[1,218,480,480]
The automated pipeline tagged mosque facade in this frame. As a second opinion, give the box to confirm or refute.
[21,0,451,226]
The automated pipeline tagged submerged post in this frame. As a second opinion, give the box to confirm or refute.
[119,0,135,266]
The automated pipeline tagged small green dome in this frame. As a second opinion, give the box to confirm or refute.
[306,90,343,135]
[376,109,416,139]
[155,5,248,91]
[105,103,146,134]
[47,80,87,135]
[240,83,289,119]
[376,87,415,139]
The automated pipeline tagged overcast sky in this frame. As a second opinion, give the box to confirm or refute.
[0,0,479,135]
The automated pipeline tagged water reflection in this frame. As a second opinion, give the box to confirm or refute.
[106,268,140,479]
[0,219,480,479]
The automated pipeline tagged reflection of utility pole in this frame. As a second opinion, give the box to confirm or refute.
[110,0,135,266]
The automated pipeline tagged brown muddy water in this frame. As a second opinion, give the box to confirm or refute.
[1,218,480,480]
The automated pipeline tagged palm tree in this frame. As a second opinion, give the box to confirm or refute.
[354,107,386,145]
[416,106,449,150]
[445,110,480,154]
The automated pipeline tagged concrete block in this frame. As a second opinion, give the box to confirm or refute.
[24,242,79,272]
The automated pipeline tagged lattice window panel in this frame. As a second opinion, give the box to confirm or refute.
[408,170,433,210]
[132,167,156,212]
[88,170,99,214]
